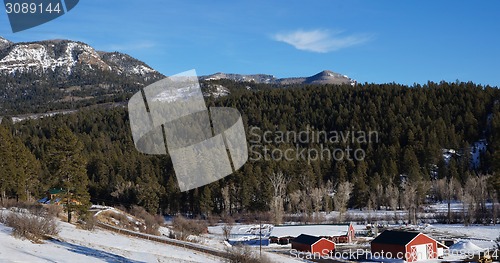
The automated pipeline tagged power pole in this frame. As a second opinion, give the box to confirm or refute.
[259,215,262,258]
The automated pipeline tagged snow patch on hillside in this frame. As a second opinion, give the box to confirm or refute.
[0,42,100,74]
[204,84,230,98]
[470,139,487,168]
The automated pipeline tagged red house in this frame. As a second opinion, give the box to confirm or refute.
[292,234,336,255]
[331,222,356,243]
[371,230,438,262]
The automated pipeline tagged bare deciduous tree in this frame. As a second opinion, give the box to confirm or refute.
[369,184,384,210]
[311,187,326,221]
[221,186,230,215]
[268,171,287,225]
[401,182,418,224]
[385,183,399,211]
[289,190,301,214]
[333,181,353,222]
[459,185,474,226]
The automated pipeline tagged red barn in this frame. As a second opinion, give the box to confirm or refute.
[292,234,335,255]
[371,230,438,262]
[331,222,356,243]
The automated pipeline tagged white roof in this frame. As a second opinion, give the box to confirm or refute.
[271,225,354,238]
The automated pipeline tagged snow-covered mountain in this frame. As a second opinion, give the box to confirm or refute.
[0,37,165,114]
[201,70,356,86]
[0,37,12,50]
[0,37,162,81]
[202,72,277,84]
[0,36,356,115]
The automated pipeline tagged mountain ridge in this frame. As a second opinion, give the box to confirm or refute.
[201,69,356,86]
[0,37,355,87]
[0,37,164,115]
[0,37,162,82]
[0,37,356,115]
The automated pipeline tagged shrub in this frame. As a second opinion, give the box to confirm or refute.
[222,215,235,240]
[0,198,19,208]
[222,224,233,240]
[224,246,272,263]
[79,212,96,231]
[171,215,208,240]
[46,204,63,218]
[206,215,220,226]
[129,205,161,235]
[1,209,59,242]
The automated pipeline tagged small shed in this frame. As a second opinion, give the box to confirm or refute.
[292,234,335,255]
[371,230,439,262]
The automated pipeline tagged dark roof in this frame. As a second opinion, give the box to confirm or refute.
[48,188,65,195]
[372,230,420,245]
[292,234,322,246]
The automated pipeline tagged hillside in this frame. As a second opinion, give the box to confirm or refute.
[0,37,164,115]
[0,37,357,116]
[1,81,498,221]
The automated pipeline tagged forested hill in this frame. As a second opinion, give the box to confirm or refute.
[0,37,164,115]
[1,81,500,220]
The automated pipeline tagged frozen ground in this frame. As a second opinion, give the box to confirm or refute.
[425,224,500,249]
[0,209,220,263]
[0,208,301,263]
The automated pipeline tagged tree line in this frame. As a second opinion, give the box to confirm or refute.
[0,80,499,224]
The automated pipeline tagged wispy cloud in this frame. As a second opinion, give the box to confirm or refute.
[273,29,371,53]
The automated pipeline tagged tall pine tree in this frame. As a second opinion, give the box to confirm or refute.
[46,126,90,222]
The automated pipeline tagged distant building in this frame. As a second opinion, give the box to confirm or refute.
[371,230,443,262]
[291,234,335,256]
[331,222,356,243]
[271,223,356,245]
[227,237,269,246]
[38,188,81,206]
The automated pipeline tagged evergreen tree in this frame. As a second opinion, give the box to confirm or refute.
[46,126,90,222]
[0,126,16,202]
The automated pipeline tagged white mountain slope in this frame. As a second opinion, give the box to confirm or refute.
[0,37,161,80]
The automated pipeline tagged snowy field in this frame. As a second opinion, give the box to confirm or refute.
[0,222,222,263]
[0,208,301,263]
[0,209,220,263]
[1,205,498,262]
[426,224,500,249]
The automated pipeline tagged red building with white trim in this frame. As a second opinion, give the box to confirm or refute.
[371,230,439,262]
[292,234,336,255]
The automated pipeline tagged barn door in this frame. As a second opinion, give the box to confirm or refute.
[415,244,428,260]
[410,246,418,262]
[426,243,434,259]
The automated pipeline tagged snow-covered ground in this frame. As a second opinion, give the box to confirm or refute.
[0,207,302,263]
[2,205,498,262]
[271,224,360,238]
[0,210,220,262]
[206,224,304,262]
[426,224,500,249]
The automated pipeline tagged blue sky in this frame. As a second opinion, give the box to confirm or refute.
[1,0,499,86]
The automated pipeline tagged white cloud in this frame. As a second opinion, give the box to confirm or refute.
[273,29,371,53]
